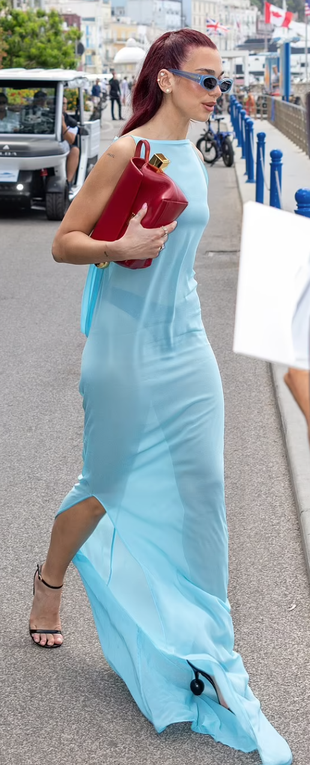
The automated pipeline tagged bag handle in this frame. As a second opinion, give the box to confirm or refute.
[134,139,150,163]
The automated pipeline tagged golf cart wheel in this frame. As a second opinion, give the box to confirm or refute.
[46,187,69,221]
[196,136,218,165]
[222,137,234,167]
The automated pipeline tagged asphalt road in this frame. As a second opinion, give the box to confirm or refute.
[1,114,310,765]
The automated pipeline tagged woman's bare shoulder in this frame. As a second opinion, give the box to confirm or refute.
[102,133,137,162]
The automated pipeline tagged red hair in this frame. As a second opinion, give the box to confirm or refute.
[120,29,217,136]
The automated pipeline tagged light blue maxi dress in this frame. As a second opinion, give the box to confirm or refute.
[57,137,292,765]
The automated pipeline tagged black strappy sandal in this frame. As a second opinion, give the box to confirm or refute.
[187,660,233,713]
[29,563,63,649]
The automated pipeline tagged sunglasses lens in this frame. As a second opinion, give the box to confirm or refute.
[202,76,218,91]
[220,80,232,93]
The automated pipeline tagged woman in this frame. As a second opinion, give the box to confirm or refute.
[29,30,292,765]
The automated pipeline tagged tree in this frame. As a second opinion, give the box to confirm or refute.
[0,2,81,69]
[0,27,8,68]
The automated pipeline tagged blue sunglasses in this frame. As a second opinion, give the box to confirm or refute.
[168,69,233,94]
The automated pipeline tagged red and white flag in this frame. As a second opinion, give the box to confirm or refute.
[265,2,293,27]
[206,18,229,36]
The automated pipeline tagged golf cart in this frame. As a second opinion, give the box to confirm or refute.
[0,69,100,219]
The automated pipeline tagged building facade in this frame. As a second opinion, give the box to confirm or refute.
[191,0,258,52]
[43,0,112,71]
[105,19,165,68]
[127,0,182,30]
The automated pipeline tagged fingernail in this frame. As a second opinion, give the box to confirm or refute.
[142,202,147,209]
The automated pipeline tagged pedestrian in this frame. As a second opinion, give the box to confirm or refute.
[91,78,101,118]
[101,78,108,100]
[128,75,136,105]
[121,75,129,106]
[29,28,292,765]
[91,78,101,101]
[109,71,123,120]
[245,91,256,118]
[128,75,135,93]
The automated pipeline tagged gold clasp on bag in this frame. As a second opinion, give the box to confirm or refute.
[149,153,170,172]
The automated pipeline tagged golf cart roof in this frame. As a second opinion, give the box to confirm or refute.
[0,69,89,87]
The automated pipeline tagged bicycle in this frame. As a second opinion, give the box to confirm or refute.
[196,116,234,167]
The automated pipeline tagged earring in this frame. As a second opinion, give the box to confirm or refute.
[166,89,170,93]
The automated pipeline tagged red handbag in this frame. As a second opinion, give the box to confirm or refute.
[91,138,188,269]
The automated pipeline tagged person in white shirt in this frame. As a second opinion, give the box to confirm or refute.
[120,77,129,106]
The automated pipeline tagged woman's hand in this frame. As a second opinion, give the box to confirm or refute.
[108,204,177,262]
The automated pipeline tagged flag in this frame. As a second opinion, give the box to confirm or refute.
[265,2,294,27]
[206,18,229,36]
[305,0,310,17]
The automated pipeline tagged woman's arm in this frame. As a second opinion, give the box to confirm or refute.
[52,135,177,266]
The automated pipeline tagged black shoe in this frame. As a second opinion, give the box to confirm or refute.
[29,563,64,649]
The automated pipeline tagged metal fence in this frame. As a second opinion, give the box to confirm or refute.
[267,96,309,156]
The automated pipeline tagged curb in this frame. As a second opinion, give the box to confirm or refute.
[231,126,310,579]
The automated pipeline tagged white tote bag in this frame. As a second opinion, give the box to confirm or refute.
[233,201,310,370]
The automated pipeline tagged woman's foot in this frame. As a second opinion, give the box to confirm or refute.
[188,661,231,711]
[212,678,230,710]
[29,564,63,647]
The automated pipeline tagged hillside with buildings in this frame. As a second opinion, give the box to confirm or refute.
[15,0,262,73]
[4,0,309,84]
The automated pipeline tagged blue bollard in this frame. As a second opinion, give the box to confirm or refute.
[230,95,235,125]
[270,149,283,208]
[244,116,250,176]
[234,101,239,139]
[234,102,239,141]
[233,100,238,140]
[238,105,243,148]
[256,132,266,204]
[295,188,310,217]
[240,109,246,159]
[245,118,255,183]
[230,96,235,130]
[236,104,242,147]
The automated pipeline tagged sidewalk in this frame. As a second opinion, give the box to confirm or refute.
[232,116,310,578]
[233,117,310,212]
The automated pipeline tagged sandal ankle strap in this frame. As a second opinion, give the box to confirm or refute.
[35,563,63,591]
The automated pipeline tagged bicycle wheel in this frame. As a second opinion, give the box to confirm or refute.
[196,136,218,165]
[222,137,234,167]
